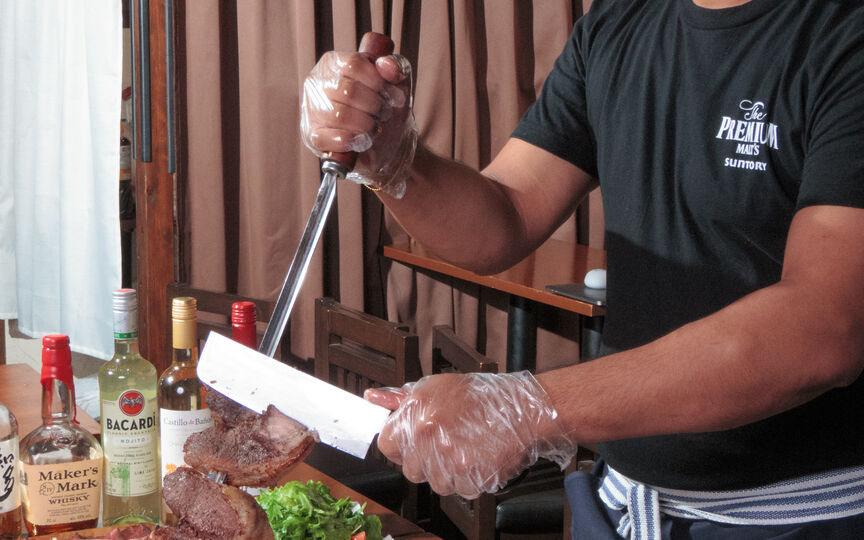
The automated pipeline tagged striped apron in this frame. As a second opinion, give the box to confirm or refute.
[591,464,864,540]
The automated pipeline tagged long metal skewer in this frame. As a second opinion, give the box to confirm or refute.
[257,162,344,358]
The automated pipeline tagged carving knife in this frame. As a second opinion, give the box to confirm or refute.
[199,332,391,458]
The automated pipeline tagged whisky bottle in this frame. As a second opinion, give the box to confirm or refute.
[231,301,257,348]
[98,289,160,525]
[19,335,103,536]
[0,401,21,539]
[158,297,213,521]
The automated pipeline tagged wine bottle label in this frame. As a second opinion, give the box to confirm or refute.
[0,438,19,513]
[101,391,159,497]
[20,459,101,526]
[119,144,131,181]
[159,408,213,480]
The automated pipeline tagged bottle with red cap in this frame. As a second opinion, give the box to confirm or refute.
[231,301,257,349]
[19,335,103,536]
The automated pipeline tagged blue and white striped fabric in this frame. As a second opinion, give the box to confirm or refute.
[598,464,864,540]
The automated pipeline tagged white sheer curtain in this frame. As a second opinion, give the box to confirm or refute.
[0,0,123,359]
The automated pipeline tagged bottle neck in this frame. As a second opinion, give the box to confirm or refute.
[172,344,199,366]
[114,337,140,356]
[172,317,199,366]
[42,379,75,425]
[232,323,256,349]
[113,305,140,357]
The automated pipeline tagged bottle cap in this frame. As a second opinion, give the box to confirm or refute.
[40,334,76,402]
[231,301,256,325]
[172,296,197,321]
[113,288,138,312]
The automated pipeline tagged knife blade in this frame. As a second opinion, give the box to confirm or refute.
[199,332,391,458]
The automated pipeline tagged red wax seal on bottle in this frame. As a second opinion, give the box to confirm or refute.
[231,301,257,349]
[41,334,77,422]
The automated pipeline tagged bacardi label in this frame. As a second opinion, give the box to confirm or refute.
[21,459,101,526]
[101,390,159,497]
[0,438,19,513]
[159,408,213,480]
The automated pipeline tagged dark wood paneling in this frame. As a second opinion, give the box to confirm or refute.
[134,0,175,374]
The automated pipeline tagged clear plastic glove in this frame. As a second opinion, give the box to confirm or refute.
[300,49,418,198]
[364,371,577,499]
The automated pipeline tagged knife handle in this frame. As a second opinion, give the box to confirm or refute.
[324,32,396,173]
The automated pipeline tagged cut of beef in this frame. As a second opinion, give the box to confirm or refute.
[183,391,318,487]
[205,389,258,427]
[155,467,274,540]
[148,524,202,539]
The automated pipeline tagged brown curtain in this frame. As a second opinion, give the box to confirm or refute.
[180,0,601,373]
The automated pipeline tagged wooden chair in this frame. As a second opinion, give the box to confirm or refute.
[166,283,303,368]
[306,297,423,519]
[431,325,566,540]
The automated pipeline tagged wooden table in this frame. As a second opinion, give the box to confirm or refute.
[32,462,440,539]
[383,237,607,371]
[0,363,101,437]
[4,361,438,539]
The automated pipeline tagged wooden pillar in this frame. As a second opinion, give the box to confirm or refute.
[130,0,175,373]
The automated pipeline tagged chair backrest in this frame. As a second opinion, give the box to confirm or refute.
[432,326,566,540]
[430,325,500,539]
[166,283,284,358]
[314,297,421,396]
[432,325,499,375]
[310,298,422,520]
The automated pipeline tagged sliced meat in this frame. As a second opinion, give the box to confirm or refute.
[158,467,274,540]
[205,389,257,427]
[148,524,201,540]
[183,397,318,488]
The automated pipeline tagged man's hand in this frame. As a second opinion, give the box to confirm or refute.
[364,371,577,499]
[300,47,417,197]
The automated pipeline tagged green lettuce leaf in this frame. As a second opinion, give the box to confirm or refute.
[255,480,383,540]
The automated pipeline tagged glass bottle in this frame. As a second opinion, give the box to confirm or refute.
[158,297,212,522]
[98,289,160,525]
[231,301,257,349]
[19,335,103,536]
[0,401,21,539]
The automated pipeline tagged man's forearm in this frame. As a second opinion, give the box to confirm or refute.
[377,144,533,274]
[378,139,598,275]
[537,278,863,445]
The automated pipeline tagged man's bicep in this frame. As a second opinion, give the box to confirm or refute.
[782,205,864,381]
[483,137,598,247]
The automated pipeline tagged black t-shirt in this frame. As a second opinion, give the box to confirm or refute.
[513,0,864,490]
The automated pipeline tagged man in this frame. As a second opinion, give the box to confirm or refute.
[301,0,864,537]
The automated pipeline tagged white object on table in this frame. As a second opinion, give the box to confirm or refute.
[584,268,607,289]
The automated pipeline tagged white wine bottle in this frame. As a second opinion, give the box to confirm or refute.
[158,297,213,522]
[98,289,161,525]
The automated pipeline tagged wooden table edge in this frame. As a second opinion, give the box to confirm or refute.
[382,243,606,317]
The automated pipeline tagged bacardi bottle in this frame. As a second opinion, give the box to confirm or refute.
[98,289,160,525]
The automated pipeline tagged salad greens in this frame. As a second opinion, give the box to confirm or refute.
[255,480,383,540]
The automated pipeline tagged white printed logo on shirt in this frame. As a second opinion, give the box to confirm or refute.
[715,100,780,172]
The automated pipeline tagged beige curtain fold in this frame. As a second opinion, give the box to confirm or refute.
[182,1,598,373]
